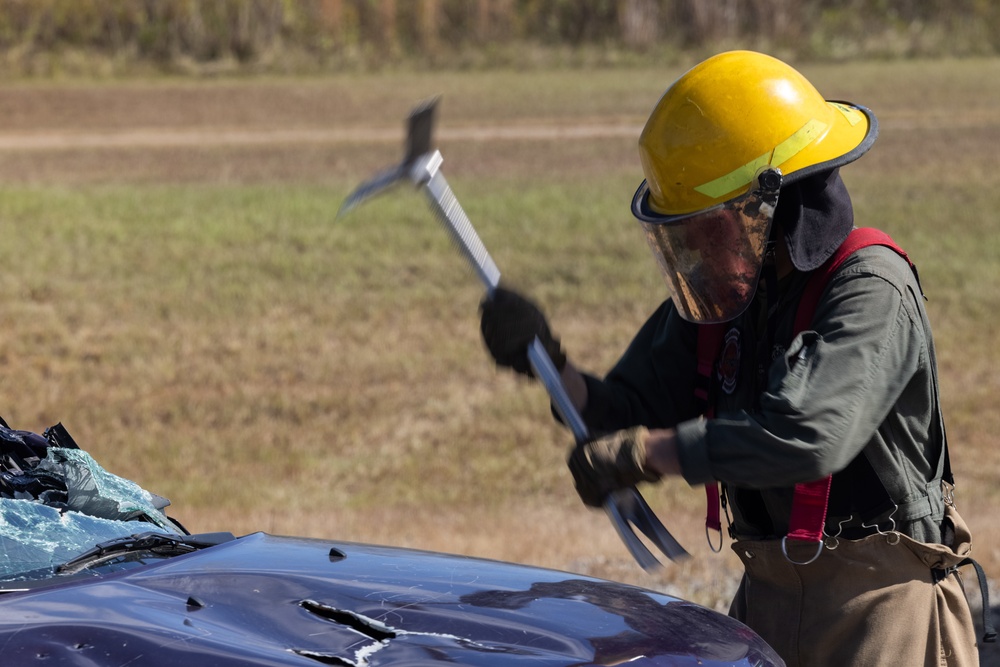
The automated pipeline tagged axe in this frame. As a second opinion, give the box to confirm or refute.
[338,98,688,571]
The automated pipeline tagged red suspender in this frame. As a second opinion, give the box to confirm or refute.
[697,228,913,551]
[793,228,911,334]
[695,323,727,541]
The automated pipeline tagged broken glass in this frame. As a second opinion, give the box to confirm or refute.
[1,447,181,582]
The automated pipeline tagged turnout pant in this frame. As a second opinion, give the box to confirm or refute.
[730,505,980,666]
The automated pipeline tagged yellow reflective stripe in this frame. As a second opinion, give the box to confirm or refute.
[771,119,828,166]
[694,119,830,199]
[693,155,772,200]
[830,102,863,126]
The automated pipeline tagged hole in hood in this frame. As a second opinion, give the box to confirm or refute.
[299,599,396,642]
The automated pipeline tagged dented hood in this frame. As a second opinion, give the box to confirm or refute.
[0,532,782,666]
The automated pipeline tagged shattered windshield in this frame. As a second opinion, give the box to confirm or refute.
[1,444,182,582]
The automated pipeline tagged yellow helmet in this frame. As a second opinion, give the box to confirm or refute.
[631,51,877,323]
[632,50,877,221]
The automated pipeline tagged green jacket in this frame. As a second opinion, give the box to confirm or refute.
[580,244,948,544]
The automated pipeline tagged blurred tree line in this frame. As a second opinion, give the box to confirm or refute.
[0,0,997,76]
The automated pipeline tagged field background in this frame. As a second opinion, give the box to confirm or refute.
[0,56,997,650]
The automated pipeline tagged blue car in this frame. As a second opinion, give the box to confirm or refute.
[0,424,784,666]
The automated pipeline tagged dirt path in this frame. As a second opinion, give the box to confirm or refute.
[0,114,653,185]
[0,106,994,152]
[0,123,643,151]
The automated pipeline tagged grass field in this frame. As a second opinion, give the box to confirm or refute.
[0,59,997,616]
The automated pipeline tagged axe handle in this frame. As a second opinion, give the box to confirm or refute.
[411,150,682,570]
[527,339,588,442]
[529,338,681,571]
[417,154,501,292]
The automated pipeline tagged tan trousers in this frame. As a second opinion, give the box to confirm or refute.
[730,505,979,666]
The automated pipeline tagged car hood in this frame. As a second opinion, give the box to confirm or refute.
[0,532,782,666]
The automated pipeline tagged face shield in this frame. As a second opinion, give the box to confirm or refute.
[632,168,782,324]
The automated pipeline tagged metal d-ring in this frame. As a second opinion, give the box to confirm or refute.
[781,536,824,565]
[706,525,723,553]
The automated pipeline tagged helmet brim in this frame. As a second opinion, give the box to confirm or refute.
[633,103,878,225]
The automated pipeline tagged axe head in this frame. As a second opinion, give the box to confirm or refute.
[404,97,438,165]
[337,97,440,217]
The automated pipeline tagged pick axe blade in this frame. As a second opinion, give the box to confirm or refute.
[337,98,688,570]
[338,97,500,291]
[337,97,437,216]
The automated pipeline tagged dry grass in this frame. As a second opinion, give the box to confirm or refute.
[0,60,997,616]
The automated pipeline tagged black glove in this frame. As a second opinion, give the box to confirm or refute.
[567,426,660,507]
[479,286,566,377]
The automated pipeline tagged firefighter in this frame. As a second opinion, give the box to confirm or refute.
[480,51,985,666]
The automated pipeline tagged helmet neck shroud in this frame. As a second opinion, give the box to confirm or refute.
[775,168,856,272]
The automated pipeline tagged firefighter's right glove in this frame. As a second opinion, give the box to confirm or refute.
[479,286,566,377]
[566,426,660,508]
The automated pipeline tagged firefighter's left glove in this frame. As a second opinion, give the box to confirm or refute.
[567,426,660,508]
[479,286,566,377]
